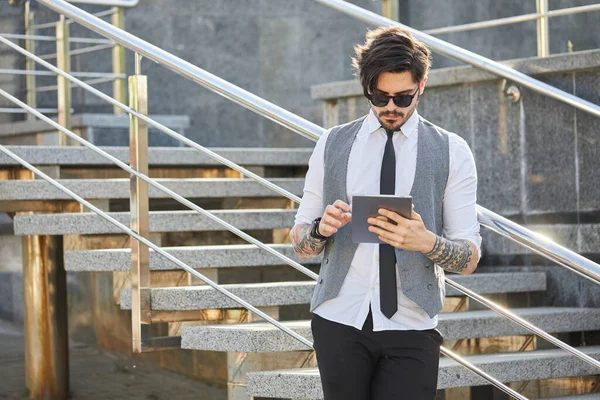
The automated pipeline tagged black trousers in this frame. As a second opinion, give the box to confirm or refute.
[311,311,443,400]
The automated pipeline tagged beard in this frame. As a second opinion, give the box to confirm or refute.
[376,104,417,132]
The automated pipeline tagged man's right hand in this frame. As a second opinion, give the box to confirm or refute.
[319,200,352,237]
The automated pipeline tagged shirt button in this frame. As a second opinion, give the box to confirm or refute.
[325,258,329,264]
[375,256,380,262]
[427,284,433,290]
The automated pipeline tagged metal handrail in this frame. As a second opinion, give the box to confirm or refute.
[0,35,303,204]
[0,33,114,44]
[0,86,317,283]
[30,0,600,335]
[15,0,600,390]
[31,8,118,30]
[478,206,600,285]
[423,3,600,35]
[313,0,600,119]
[0,89,316,343]
[37,0,323,142]
[0,145,312,350]
[0,142,533,400]
[64,0,138,6]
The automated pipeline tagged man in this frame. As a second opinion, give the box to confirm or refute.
[290,26,481,399]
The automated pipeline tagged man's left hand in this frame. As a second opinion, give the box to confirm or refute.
[367,205,436,253]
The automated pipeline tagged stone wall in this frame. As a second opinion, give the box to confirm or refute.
[1,1,598,146]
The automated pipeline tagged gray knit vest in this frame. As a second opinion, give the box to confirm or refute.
[309,115,450,318]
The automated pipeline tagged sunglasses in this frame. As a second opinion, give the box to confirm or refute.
[367,86,420,108]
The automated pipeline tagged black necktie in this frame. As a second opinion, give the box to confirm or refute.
[380,129,398,319]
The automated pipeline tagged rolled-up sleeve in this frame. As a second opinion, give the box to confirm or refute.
[442,135,481,253]
[294,129,331,226]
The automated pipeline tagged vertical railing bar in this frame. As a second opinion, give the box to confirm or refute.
[536,0,550,57]
[56,15,71,145]
[129,52,151,353]
[111,6,127,113]
[24,1,37,120]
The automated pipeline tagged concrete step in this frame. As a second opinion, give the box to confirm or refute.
[0,178,304,201]
[13,209,296,235]
[545,394,600,400]
[245,346,600,398]
[180,307,600,352]
[65,244,319,272]
[0,146,311,167]
[118,272,546,311]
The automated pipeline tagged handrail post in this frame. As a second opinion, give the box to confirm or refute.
[111,6,127,113]
[56,15,71,145]
[129,52,151,353]
[536,0,549,57]
[382,0,398,21]
[24,1,37,120]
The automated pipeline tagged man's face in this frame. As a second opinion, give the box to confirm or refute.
[369,71,426,132]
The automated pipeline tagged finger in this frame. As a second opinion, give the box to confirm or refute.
[333,200,351,213]
[325,205,344,220]
[369,226,404,247]
[378,208,410,227]
[367,216,399,233]
[322,214,342,229]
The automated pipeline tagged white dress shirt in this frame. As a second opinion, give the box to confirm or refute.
[295,109,481,331]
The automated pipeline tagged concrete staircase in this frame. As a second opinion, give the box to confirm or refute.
[2,144,600,399]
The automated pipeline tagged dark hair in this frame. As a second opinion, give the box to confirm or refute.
[352,26,432,97]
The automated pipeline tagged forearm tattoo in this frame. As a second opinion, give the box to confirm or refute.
[290,223,326,259]
[424,235,473,273]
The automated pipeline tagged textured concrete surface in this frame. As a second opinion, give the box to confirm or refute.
[65,244,320,271]
[311,54,600,219]
[0,272,23,323]
[546,394,600,400]
[120,281,317,311]
[14,209,297,235]
[0,320,225,400]
[0,177,304,200]
[311,50,600,99]
[0,146,312,166]
[181,307,600,352]
[0,113,189,138]
[117,271,546,311]
[17,0,381,148]
[246,346,600,398]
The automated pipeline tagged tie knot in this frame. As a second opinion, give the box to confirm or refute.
[385,129,395,140]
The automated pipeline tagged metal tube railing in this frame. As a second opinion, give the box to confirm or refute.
[39,43,114,60]
[0,144,313,350]
[0,33,114,44]
[0,87,317,283]
[313,0,600,119]
[439,347,528,400]
[445,278,600,369]
[0,107,58,113]
[423,3,600,35]
[13,0,600,390]
[478,206,600,285]
[65,0,138,6]
[37,0,323,142]
[0,35,303,204]
[0,69,124,79]
[31,8,118,30]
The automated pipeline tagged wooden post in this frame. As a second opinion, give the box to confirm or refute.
[22,234,69,400]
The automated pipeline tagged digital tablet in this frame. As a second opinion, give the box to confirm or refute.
[351,195,412,244]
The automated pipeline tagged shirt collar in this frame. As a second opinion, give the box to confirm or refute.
[365,108,420,138]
